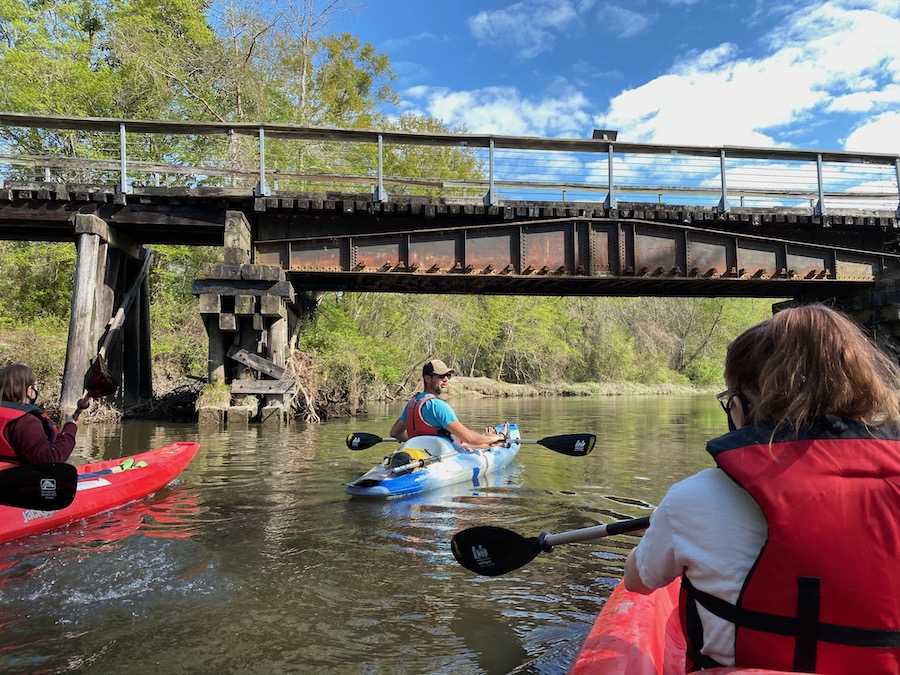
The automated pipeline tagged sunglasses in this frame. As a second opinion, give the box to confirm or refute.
[431,373,452,380]
[717,390,750,431]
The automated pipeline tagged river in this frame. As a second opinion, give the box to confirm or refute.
[0,394,727,674]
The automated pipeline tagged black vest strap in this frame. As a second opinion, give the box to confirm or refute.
[682,576,900,662]
[793,577,820,671]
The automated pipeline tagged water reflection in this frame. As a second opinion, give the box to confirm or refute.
[0,395,726,674]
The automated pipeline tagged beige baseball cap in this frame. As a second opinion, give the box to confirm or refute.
[423,359,454,377]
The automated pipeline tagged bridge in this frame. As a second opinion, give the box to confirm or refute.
[2,113,900,419]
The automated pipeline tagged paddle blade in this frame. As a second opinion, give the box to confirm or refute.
[451,526,542,576]
[538,433,596,456]
[346,432,386,450]
[84,356,118,398]
[0,463,78,511]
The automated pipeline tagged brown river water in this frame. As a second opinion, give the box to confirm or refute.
[0,394,727,674]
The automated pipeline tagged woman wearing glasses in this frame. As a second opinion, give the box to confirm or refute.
[0,363,79,465]
[389,359,508,449]
[623,305,900,673]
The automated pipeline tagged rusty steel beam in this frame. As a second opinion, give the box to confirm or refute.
[254,216,897,299]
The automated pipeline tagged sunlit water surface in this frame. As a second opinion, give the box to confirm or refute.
[0,395,726,674]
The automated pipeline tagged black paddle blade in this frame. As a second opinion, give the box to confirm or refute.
[346,432,385,450]
[0,463,78,511]
[539,433,596,456]
[451,525,542,577]
[84,355,118,398]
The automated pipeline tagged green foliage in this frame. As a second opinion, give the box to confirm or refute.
[0,242,76,322]
[296,292,774,392]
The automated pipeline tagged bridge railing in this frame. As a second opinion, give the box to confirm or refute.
[1,112,899,216]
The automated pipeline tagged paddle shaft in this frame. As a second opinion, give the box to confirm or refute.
[539,516,651,550]
[389,454,443,475]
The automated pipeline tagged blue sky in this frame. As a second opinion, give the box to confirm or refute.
[332,0,900,154]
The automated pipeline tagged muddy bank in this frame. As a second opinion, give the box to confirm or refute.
[425,377,716,399]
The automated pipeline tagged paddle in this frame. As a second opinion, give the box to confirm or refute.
[72,355,119,421]
[0,462,78,511]
[451,516,651,577]
[345,432,596,457]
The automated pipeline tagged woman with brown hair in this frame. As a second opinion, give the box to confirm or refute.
[624,304,900,673]
[0,363,79,465]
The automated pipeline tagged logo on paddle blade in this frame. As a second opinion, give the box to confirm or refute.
[575,440,586,453]
[39,478,57,499]
[472,544,493,568]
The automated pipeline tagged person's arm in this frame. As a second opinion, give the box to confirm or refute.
[390,399,411,441]
[445,420,506,449]
[6,413,77,463]
[624,549,656,594]
[389,417,409,442]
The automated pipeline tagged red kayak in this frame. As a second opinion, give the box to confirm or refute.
[0,442,199,545]
[569,577,788,674]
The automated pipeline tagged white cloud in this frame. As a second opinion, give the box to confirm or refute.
[467,0,580,59]
[599,4,653,37]
[402,85,593,137]
[406,0,900,152]
[843,111,900,154]
[383,32,444,51]
[595,1,900,146]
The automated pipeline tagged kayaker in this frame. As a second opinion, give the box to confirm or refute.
[623,304,900,673]
[0,363,79,465]
[389,359,508,450]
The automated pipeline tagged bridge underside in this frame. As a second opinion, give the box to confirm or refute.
[252,196,900,300]
[281,269,873,299]
[2,184,899,301]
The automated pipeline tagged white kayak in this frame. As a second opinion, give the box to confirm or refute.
[345,423,521,498]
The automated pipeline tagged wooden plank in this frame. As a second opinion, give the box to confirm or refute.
[191,278,294,298]
[227,345,287,379]
[199,293,221,314]
[235,294,256,315]
[231,379,295,395]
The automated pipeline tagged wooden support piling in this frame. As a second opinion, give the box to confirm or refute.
[192,209,300,425]
[60,213,153,415]
[61,227,102,411]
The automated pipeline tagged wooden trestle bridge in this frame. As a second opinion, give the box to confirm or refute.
[2,113,900,423]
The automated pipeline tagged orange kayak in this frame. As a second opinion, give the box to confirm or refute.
[569,577,789,674]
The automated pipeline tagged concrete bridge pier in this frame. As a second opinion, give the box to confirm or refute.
[61,213,153,413]
[193,210,300,426]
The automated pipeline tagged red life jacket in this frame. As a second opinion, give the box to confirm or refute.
[403,394,449,439]
[0,402,58,464]
[680,418,900,673]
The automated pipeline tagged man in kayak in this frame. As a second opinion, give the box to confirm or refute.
[389,359,508,450]
[0,363,79,465]
[623,304,900,673]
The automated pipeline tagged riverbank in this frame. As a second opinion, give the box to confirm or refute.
[438,377,717,399]
[39,373,718,424]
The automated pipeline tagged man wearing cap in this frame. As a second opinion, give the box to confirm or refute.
[389,359,508,450]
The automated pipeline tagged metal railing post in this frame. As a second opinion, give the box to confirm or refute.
[814,153,826,216]
[373,134,388,202]
[603,143,617,209]
[483,138,497,206]
[254,125,271,197]
[117,122,132,194]
[717,149,731,213]
[895,158,900,218]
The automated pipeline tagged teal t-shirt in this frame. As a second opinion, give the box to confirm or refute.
[399,393,458,430]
